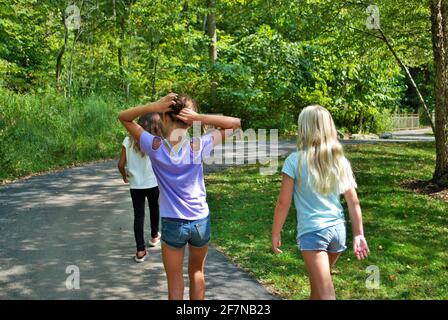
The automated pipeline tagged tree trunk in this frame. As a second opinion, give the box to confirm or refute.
[147,41,159,100]
[207,1,217,63]
[378,28,436,132]
[207,0,217,106]
[67,29,82,97]
[67,0,85,97]
[431,0,448,186]
[126,31,136,99]
[56,10,68,85]
[151,49,159,99]
[118,16,125,94]
[183,1,189,12]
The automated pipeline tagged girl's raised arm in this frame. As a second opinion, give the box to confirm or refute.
[176,108,241,145]
[118,93,177,142]
[272,174,295,254]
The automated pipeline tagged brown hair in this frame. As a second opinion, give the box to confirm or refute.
[130,112,162,157]
[165,94,197,127]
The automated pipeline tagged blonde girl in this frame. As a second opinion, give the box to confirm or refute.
[272,105,369,300]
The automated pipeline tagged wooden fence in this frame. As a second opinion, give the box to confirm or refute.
[391,113,435,130]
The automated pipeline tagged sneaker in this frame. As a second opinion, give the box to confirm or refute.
[134,250,148,263]
[148,233,161,247]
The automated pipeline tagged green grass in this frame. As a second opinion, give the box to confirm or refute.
[206,142,448,300]
[0,89,133,182]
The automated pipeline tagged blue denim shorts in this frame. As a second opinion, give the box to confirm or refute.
[298,223,347,253]
[161,215,211,249]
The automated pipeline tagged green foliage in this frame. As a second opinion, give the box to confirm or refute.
[214,25,405,132]
[0,0,440,179]
[0,88,130,181]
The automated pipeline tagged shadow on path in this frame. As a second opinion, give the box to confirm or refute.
[0,161,276,300]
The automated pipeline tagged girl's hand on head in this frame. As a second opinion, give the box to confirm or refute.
[156,93,177,112]
[176,108,199,125]
[272,234,283,254]
[353,235,369,260]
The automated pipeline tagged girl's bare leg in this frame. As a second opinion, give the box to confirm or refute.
[328,252,342,269]
[188,244,208,300]
[302,250,336,300]
[162,243,185,300]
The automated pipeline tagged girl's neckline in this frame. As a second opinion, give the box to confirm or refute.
[162,138,189,157]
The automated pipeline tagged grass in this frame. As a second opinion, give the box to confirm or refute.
[206,142,448,300]
[0,89,133,182]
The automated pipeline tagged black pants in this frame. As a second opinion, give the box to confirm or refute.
[130,187,160,252]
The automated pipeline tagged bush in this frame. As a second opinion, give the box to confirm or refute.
[0,89,130,181]
[370,108,394,134]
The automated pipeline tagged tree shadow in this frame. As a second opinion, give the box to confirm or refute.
[0,160,276,300]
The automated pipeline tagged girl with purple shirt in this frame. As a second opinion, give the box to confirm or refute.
[118,93,241,300]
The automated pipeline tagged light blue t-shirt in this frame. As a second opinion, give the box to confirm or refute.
[282,151,357,239]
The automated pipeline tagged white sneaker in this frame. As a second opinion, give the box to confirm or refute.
[148,233,161,247]
[134,251,148,263]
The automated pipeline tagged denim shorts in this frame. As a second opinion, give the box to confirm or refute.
[161,215,211,249]
[298,223,347,253]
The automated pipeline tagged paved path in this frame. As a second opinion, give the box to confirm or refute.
[0,161,277,300]
[389,128,435,142]
[206,128,434,170]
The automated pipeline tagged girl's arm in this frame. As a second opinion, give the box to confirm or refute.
[343,188,369,260]
[197,114,241,130]
[176,109,241,145]
[201,114,242,146]
[117,147,128,183]
[118,93,177,141]
[272,174,295,254]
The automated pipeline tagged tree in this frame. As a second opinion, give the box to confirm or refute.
[55,7,68,84]
[376,27,435,132]
[206,0,217,106]
[430,0,448,186]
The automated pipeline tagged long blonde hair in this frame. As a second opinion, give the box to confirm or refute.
[297,105,355,195]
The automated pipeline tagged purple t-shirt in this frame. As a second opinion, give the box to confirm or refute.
[140,131,214,220]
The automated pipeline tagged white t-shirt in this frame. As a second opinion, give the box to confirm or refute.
[122,137,158,189]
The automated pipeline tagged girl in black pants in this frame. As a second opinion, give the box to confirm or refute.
[118,113,162,262]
